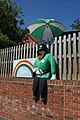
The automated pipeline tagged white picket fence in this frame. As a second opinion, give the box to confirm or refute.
[0,32,80,80]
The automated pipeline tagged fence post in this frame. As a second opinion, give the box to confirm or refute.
[59,36,62,79]
[73,33,77,80]
[68,34,72,80]
[63,35,67,80]
[78,32,80,80]
[55,37,58,61]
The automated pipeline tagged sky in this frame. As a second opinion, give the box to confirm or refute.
[15,0,80,31]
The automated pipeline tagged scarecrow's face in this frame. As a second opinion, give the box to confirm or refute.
[37,51,45,55]
[37,50,46,60]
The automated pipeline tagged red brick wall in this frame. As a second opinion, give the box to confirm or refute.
[0,77,80,120]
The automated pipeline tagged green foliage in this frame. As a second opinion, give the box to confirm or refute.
[70,18,80,30]
[0,31,15,49]
[0,0,25,47]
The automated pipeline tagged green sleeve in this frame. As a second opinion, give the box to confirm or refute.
[48,53,56,74]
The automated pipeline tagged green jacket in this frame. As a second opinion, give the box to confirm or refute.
[33,53,56,79]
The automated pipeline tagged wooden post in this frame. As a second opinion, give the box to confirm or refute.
[55,37,58,61]
[68,34,72,80]
[59,36,62,80]
[73,33,77,80]
[78,32,80,80]
[63,35,67,80]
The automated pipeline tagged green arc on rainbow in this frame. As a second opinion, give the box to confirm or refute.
[13,60,33,77]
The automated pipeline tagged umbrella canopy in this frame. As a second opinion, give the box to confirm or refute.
[28,19,66,43]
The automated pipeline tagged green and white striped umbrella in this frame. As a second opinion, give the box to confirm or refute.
[28,19,66,43]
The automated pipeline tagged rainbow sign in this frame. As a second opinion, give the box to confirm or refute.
[13,58,36,78]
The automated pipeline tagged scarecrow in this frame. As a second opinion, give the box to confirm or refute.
[32,44,56,104]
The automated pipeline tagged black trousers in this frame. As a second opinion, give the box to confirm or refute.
[32,77,47,99]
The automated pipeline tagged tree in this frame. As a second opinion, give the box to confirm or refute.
[0,31,15,49]
[70,18,80,30]
[0,0,24,44]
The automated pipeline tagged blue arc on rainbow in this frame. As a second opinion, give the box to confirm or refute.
[13,60,33,77]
